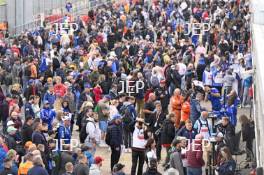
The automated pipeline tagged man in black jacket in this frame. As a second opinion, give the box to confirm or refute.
[21,116,34,144]
[0,95,10,134]
[154,80,170,114]
[161,113,176,165]
[216,116,236,153]
[151,101,166,162]
[106,114,123,171]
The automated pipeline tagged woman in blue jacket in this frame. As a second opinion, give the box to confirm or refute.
[217,147,236,175]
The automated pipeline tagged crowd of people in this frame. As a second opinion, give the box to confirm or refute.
[0,0,255,174]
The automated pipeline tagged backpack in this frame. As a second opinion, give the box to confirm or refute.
[198,119,211,136]
[80,120,95,143]
[164,65,173,85]
[24,65,31,77]
[150,75,159,88]
[105,126,112,146]
[121,105,133,128]
[249,121,255,139]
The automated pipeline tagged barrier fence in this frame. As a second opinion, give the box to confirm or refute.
[11,0,114,35]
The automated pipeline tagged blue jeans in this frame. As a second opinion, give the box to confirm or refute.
[187,167,202,175]
[99,121,108,133]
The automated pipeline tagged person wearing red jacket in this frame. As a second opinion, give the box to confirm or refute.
[93,84,103,104]
[54,76,67,97]
[186,134,205,175]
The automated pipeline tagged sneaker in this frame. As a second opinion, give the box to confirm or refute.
[99,141,108,147]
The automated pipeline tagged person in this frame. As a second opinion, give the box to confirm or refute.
[169,89,183,128]
[0,93,9,133]
[31,121,49,160]
[121,96,136,152]
[186,134,205,175]
[73,154,90,175]
[204,86,222,112]
[113,163,126,175]
[84,109,98,155]
[181,93,191,123]
[6,126,20,150]
[216,147,236,175]
[24,95,35,118]
[95,95,110,147]
[17,153,34,175]
[223,69,235,94]
[62,162,74,175]
[177,120,197,142]
[105,114,123,171]
[154,80,170,114]
[130,118,148,175]
[0,158,16,175]
[145,138,157,166]
[21,116,34,144]
[43,86,56,109]
[169,139,184,175]
[143,159,162,175]
[57,115,72,150]
[190,93,202,124]
[150,101,165,162]
[161,113,176,166]
[40,100,56,130]
[225,90,240,126]
[193,110,212,140]
[216,117,236,153]
[143,93,156,126]
[239,115,255,161]
[89,156,103,175]
[27,156,49,175]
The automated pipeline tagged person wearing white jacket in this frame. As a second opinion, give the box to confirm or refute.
[85,116,100,155]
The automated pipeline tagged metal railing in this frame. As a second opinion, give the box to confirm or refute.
[12,0,114,35]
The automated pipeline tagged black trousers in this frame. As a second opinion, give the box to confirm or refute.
[154,134,162,161]
[111,146,121,171]
[123,129,132,148]
[131,149,145,175]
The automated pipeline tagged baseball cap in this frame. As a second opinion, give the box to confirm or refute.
[94,156,103,164]
[28,79,34,84]
[7,120,15,127]
[113,163,125,172]
[84,83,92,89]
[104,95,112,100]
[7,126,17,134]
[62,115,71,121]
[112,114,122,120]
[44,100,50,104]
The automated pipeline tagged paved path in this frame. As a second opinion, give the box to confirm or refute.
[72,101,253,175]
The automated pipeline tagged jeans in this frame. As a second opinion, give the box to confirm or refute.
[131,149,145,175]
[242,86,250,106]
[187,167,202,175]
[123,129,132,148]
[111,146,121,171]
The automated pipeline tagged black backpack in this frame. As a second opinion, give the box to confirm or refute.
[120,105,133,125]
[249,121,255,139]
[24,65,31,77]
[105,126,112,146]
[79,120,95,143]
